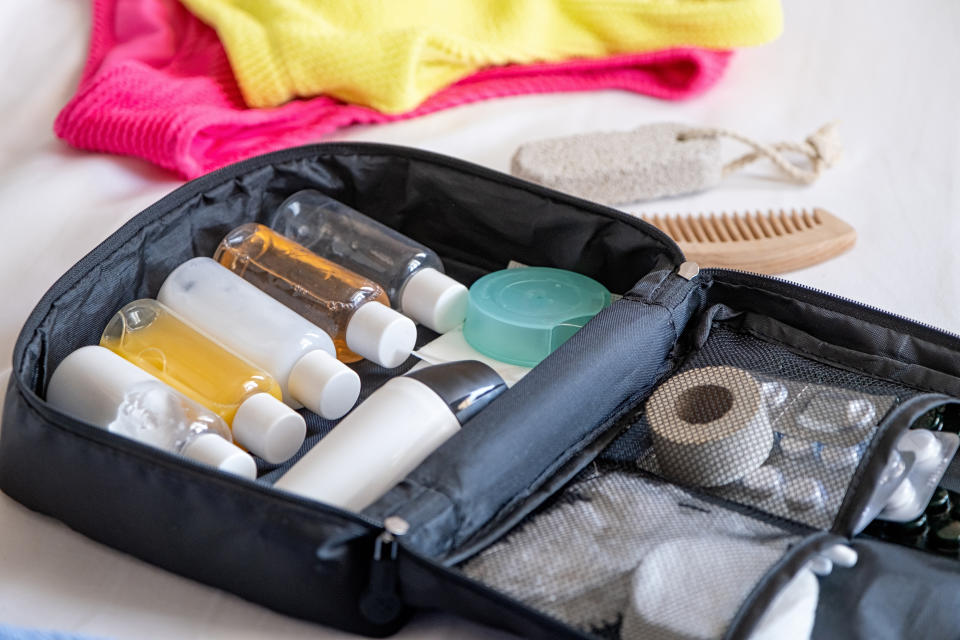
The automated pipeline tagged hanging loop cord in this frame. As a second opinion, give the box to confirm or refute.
[677,122,842,185]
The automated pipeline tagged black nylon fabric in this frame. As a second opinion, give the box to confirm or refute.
[368,291,688,557]
[812,539,960,639]
[1,144,680,636]
[17,147,680,396]
[3,143,960,639]
[704,274,960,393]
[0,382,397,636]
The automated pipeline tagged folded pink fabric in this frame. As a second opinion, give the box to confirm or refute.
[55,0,733,179]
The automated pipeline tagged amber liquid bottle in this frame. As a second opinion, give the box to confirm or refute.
[100,299,306,463]
[214,223,416,369]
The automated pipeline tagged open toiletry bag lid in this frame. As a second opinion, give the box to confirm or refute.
[3,143,960,640]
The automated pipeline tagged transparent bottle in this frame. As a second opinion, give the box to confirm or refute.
[214,223,416,369]
[274,190,468,333]
[158,257,361,419]
[100,299,305,463]
[46,345,257,478]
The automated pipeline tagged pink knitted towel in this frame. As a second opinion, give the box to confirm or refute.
[55,0,733,179]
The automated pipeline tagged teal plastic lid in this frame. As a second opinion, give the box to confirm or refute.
[463,267,611,367]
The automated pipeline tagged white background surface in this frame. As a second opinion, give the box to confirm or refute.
[1,1,959,638]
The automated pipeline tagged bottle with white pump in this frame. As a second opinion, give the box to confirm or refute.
[47,345,257,479]
[158,257,361,419]
[273,190,468,333]
[275,360,506,512]
[215,223,417,369]
[100,299,306,464]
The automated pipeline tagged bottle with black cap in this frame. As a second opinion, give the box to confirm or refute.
[274,361,506,512]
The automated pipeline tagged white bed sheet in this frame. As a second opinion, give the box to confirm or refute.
[1,1,958,638]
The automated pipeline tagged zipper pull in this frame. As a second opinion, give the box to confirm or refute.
[677,260,700,280]
[359,516,409,625]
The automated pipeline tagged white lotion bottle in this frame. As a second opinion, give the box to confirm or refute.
[273,190,468,333]
[158,257,361,419]
[47,345,257,479]
[274,361,506,512]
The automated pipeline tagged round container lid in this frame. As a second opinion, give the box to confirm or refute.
[463,267,611,367]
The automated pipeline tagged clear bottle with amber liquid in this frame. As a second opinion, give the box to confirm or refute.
[214,223,416,369]
[100,298,306,463]
[273,190,468,333]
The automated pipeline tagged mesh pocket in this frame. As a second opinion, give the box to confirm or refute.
[460,470,799,638]
[604,325,919,530]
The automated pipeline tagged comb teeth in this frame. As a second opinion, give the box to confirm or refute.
[642,209,825,243]
[638,207,856,274]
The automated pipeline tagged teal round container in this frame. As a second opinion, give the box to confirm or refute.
[463,267,611,367]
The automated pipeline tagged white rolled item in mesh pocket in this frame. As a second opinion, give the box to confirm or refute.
[646,366,774,487]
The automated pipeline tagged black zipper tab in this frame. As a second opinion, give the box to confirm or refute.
[359,516,409,625]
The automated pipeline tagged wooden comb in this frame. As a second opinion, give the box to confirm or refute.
[641,208,856,274]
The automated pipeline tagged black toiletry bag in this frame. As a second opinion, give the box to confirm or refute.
[3,144,960,639]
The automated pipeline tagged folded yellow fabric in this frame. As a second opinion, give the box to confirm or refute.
[180,0,783,113]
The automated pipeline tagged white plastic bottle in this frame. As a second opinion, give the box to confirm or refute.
[158,257,361,419]
[274,361,506,512]
[274,190,468,333]
[46,345,257,479]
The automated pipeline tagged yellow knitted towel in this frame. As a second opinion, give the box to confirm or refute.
[181,0,783,113]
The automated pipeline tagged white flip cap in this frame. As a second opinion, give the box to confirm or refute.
[345,301,417,368]
[182,433,258,479]
[232,392,306,463]
[400,268,468,333]
[288,349,361,419]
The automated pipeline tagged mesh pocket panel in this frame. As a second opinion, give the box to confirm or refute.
[604,324,919,529]
[460,470,798,638]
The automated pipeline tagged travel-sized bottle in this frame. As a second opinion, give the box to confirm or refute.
[274,361,506,512]
[47,345,257,479]
[215,223,416,368]
[158,257,361,419]
[273,190,468,333]
[100,299,306,463]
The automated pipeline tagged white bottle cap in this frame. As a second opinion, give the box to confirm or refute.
[400,268,469,334]
[345,301,417,368]
[232,392,306,463]
[288,349,361,419]
[182,432,258,479]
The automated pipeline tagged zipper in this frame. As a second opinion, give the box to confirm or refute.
[359,516,409,625]
[705,267,960,343]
